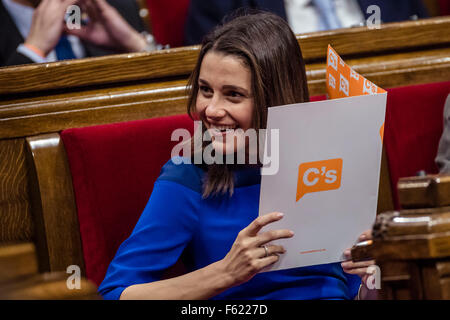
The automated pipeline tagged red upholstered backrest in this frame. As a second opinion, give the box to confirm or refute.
[61,114,194,286]
[384,81,450,208]
[146,0,190,47]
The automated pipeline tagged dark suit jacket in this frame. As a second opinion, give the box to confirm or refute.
[184,0,429,45]
[0,0,147,67]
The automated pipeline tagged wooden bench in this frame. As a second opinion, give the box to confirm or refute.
[1,17,450,298]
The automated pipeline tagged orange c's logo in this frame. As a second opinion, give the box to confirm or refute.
[296,158,343,202]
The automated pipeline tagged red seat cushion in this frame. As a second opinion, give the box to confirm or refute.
[61,114,194,286]
[384,81,450,208]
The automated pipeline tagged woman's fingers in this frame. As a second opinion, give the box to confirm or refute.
[222,212,292,285]
[242,212,284,237]
[253,244,286,259]
[343,249,352,260]
[341,259,375,281]
[341,267,370,276]
[254,229,294,247]
[342,229,373,260]
[358,229,373,242]
[341,259,375,270]
[255,254,280,269]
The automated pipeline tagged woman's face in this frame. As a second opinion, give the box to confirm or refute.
[196,51,254,156]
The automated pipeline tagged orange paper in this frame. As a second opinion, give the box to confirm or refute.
[326,45,386,99]
[326,45,386,143]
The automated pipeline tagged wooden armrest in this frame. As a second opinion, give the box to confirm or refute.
[351,240,376,262]
[398,174,450,208]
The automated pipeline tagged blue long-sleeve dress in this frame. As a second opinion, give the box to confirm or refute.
[98,157,360,300]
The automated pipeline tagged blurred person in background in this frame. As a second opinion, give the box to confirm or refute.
[0,0,158,67]
[184,0,429,45]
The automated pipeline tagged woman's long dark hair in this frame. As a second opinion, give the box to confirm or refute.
[186,10,309,198]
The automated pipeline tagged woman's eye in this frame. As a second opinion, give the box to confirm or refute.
[199,86,212,94]
[228,91,243,98]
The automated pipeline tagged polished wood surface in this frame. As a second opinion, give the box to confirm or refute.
[397,175,450,208]
[371,209,450,260]
[25,134,85,274]
[0,139,33,243]
[0,79,188,140]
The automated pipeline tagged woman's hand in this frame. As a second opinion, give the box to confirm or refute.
[341,229,378,299]
[219,212,294,287]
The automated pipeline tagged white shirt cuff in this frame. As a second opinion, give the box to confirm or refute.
[17,44,49,63]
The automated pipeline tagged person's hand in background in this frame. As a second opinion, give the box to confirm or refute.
[66,0,146,52]
[25,0,79,56]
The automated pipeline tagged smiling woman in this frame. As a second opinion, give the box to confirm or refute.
[97,10,368,301]
[196,52,254,162]
[186,10,309,198]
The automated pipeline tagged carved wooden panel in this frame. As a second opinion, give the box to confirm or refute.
[0,139,33,242]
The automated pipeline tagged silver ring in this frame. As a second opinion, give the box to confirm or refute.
[263,245,269,258]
